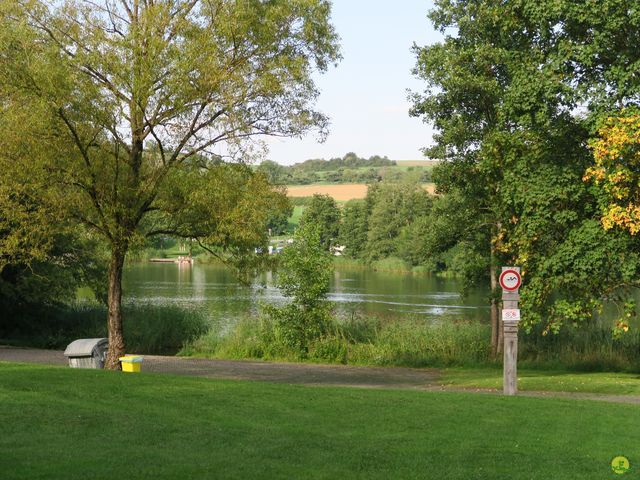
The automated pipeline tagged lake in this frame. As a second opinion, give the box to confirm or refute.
[122,263,491,330]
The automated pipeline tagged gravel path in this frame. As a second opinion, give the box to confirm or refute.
[0,345,439,390]
[2,345,639,404]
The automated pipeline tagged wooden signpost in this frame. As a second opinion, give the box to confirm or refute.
[500,267,521,395]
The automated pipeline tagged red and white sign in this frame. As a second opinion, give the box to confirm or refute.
[499,269,521,291]
[502,309,521,321]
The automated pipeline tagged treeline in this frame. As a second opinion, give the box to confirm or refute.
[295,152,394,171]
[297,180,434,268]
[257,152,431,185]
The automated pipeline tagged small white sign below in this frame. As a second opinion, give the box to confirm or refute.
[502,309,521,322]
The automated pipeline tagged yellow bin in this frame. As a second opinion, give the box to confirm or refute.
[119,355,143,373]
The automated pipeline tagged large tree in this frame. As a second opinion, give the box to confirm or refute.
[411,0,640,348]
[1,0,339,368]
[410,0,513,353]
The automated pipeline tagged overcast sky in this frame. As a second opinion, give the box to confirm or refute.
[263,1,441,165]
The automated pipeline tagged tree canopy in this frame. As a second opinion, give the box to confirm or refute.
[299,194,340,249]
[0,0,340,367]
[410,0,640,345]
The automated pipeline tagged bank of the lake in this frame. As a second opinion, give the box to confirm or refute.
[4,262,639,372]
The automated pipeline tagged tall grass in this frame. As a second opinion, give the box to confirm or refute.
[370,256,412,273]
[2,302,208,355]
[182,314,492,368]
[182,313,640,372]
[519,326,640,372]
[334,256,433,275]
[8,298,638,371]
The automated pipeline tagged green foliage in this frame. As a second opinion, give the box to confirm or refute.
[263,223,333,354]
[153,163,291,268]
[296,152,395,172]
[365,178,432,262]
[184,314,492,367]
[332,178,434,264]
[276,224,332,306]
[263,303,333,355]
[338,199,369,258]
[266,204,293,236]
[2,302,207,354]
[258,153,402,185]
[0,0,340,363]
[409,0,640,336]
[184,311,640,371]
[256,160,289,186]
[299,194,341,248]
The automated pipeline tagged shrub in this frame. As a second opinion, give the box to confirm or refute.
[264,223,334,356]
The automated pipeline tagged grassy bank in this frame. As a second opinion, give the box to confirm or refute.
[1,303,207,355]
[333,256,433,275]
[1,363,636,480]
[181,314,640,372]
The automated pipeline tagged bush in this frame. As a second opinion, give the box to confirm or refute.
[263,223,334,356]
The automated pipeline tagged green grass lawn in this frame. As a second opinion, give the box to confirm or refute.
[441,368,640,395]
[1,363,638,479]
[288,205,305,229]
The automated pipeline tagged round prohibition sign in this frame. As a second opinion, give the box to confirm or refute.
[499,269,521,291]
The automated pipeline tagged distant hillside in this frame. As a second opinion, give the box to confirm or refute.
[293,152,395,172]
[259,153,436,185]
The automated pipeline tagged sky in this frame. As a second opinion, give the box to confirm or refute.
[265,1,442,166]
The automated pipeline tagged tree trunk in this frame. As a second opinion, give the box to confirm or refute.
[490,220,504,357]
[104,246,127,369]
[490,260,499,357]
[495,222,504,355]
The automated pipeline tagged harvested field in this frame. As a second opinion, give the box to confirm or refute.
[286,184,368,201]
[396,160,440,167]
[286,183,435,201]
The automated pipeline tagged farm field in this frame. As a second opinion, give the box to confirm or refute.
[395,160,440,167]
[287,183,435,201]
[1,363,637,480]
[287,183,368,201]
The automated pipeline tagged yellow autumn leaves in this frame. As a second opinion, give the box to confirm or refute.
[585,111,640,235]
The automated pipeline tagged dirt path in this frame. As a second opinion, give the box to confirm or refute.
[2,345,639,405]
[0,346,438,390]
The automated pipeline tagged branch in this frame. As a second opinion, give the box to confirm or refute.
[167,103,222,164]
[195,238,228,263]
[57,108,112,239]
[118,0,133,21]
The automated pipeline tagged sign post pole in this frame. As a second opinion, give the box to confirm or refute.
[499,266,521,396]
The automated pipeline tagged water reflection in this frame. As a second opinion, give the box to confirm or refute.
[123,263,491,329]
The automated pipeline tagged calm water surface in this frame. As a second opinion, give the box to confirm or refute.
[123,263,491,329]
